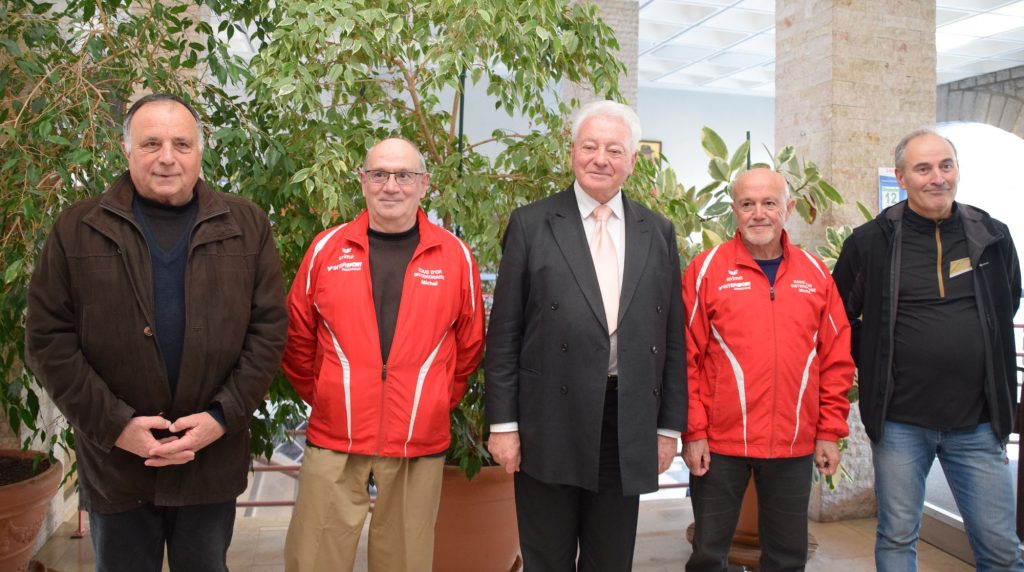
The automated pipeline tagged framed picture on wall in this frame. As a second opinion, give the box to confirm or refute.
[639,140,661,161]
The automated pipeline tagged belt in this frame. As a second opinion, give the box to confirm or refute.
[607,375,618,391]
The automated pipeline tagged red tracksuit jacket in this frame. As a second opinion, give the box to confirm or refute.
[282,209,485,457]
[682,232,853,458]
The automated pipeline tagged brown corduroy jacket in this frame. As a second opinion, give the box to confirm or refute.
[25,172,287,513]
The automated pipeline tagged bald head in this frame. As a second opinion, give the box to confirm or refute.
[732,168,788,202]
[730,168,794,259]
[363,138,427,172]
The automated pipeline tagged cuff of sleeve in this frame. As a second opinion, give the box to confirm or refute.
[207,404,227,429]
[101,401,137,452]
[657,428,681,439]
[682,430,708,443]
[490,422,519,433]
[815,432,841,442]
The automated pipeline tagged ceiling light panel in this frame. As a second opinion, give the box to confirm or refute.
[709,50,772,68]
[732,33,775,55]
[702,9,775,32]
[737,0,775,11]
[640,20,687,42]
[639,56,690,75]
[937,8,973,24]
[669,27,751,48]
[935,0,1018,11]
[639,1,720,25]
[994,1,1024,17]
[651,44,719,61]
[939,13,1024,38]
[942,37,1024,56]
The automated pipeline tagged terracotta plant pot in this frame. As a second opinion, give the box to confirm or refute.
[0,449,62,572]
[433,465,521,572]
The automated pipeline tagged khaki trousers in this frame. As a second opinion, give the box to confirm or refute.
[284,446,445,572]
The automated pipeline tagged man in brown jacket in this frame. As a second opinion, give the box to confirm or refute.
[24,93,287,572]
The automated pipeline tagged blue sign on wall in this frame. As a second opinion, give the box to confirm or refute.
[878,167,905,211]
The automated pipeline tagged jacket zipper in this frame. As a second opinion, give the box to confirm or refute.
[934,224,945,298]
[768,279,778,458]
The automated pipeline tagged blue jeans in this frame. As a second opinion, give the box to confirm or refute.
[873,421,1023,572]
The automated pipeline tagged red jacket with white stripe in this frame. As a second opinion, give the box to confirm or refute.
[682,232,853,458]
[282,209,485,458]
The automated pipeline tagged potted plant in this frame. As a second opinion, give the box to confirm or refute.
[0,450,62,572]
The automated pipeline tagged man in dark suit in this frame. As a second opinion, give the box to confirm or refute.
[484,99,687,571]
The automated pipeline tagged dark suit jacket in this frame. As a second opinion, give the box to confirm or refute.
[484,186,687,495]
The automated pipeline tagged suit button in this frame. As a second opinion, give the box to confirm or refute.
[561,343,568,352]
[551,302,559,310]
[143,326,154,337]
[560,385,569,395]
[653,388,661,396]
[651,345,658,354]
[657,305,663,313]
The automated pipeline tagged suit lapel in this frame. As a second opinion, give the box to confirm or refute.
[619,195,652,323]
[547,187,609,332]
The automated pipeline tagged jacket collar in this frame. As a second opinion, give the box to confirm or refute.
[729,229,795,267]
[86,171,236,245]
[881,199,1002,258]
[337,208,445,252]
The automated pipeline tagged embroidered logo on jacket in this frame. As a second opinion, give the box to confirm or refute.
[789,279,817,294]
[718,270,751,292]
[414,267,446,286]
[327,261,363,272]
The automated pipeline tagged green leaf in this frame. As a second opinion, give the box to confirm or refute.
[4,259,23,285]
[775,146,795,166]
[818,179,843,204]
[278,82,297,96]
[0,39,21,57]
[857,201,874,222]
[68,148,92,165]
[729,140,750,172]
[701,127,728,160]
[708,157,730,182]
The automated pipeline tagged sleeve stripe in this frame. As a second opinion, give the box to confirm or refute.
[306,224,347,295]
[689,244,721,327]
[439,228,476,313]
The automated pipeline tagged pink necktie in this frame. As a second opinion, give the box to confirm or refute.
[591,204,619,334]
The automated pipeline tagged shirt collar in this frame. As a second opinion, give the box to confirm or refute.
[574,180,624,221]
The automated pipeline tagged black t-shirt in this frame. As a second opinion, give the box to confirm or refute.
[368,223,419,364]
[889,205,988,430]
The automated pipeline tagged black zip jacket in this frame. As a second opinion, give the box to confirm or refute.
[832,201,1021,443]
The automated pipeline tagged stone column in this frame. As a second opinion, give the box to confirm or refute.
[775,0,936,521]
[776,0,936,250]
[562,0,638,107]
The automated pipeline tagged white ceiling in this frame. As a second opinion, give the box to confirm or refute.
[638,0,1024,96]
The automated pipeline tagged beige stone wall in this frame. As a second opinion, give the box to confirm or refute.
[776,0,936,249]
[562,0,638,108]
[776,0,936,521]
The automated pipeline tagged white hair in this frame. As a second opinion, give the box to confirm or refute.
[570,100,641,154]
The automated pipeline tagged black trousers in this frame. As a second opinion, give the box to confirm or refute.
[89,500,236,572]
[687,453,813,572]
[515,384,640,572]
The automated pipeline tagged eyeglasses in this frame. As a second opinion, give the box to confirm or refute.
[360,169,426,187]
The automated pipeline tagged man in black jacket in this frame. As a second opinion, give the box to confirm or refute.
[833,129,1022,571]
[484,100,686,571]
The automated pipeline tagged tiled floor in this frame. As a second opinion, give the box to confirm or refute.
[33,498,972,571]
